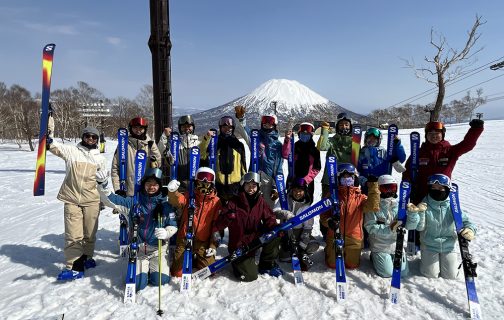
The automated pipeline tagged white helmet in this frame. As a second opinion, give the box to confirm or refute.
[195,167,216,185]
[378,174,397,186]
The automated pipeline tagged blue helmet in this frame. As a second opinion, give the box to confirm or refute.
[337,163,357,177]
[427,174,451,188]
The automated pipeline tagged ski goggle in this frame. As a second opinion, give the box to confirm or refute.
[337,163,356,176]
[365,127,381,138]
[425,121,444,131]
[196,171,215,183]
[129,117,148,127]
[427,174,451,188]
[219,116,234,127]
[261,115,276,125]
[298,123,314,133]
[379,183,397,194]
[240,172,260,186]
[83,134,98,140]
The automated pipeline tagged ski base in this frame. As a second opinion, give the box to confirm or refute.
[123,283,136,304]
[291,256,304,286]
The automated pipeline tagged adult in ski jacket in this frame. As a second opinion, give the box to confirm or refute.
[200,116,247,201]
[166,168,223,277]
[157,115,201,191]
[47,117,107,280]
[364,175,419,278]
[320,164,379,269]
[213,172,282,282]
[357,127,406,191]
[97,168,178,290]
[284,122,321,203]
[408,174,476,279]
[234,106,290,208]
[403,120,484,204]
[111,117,161,197]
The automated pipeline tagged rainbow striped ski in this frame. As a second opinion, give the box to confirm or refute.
[350,124,362,167]
[33,43,56,196]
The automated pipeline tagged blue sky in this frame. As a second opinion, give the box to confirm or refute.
[1,1,503,118]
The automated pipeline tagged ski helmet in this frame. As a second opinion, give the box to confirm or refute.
[142,168,163,186]
[377,174,397,195]
[427,174,451,188]
[240,172,261,186]
[337,163,357,177]
[335,112,352,135]
[261,114,278,126]
[298,122,315,134]
[195,167,216,185]
[425,121,446,140]
[129,117,148,128]
[365,127,382,146]
[427,173,451,201]
[178,115,195,133]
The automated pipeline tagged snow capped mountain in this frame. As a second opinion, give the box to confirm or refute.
[190,79,368,134]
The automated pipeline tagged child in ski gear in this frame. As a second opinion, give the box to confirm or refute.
[111,117,161,197]
[276,177,320,270]
[283,122,321,204]
[213,172,282,282]
[97,168,177,290]
[364,175,420,277]
[157,115,201,192]
[317,113,354,239]
[167,167,223,277]
[403,120,484,205]
[200,116,247,202]
[409,174,476,279]
[47,116,107,280]
[320,163,379,269]
[234,106,290,208]
[357,127,406,193]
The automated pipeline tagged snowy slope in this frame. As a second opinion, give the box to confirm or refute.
[0,121,503,320]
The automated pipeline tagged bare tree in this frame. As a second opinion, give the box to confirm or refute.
[405,15,485,121]
[52,88,82,141]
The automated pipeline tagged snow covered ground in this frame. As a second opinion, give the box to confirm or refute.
[0,120,503,320]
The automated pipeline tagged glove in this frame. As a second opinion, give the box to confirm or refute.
[270,189,279,202]
[234,105,246,119]
[115,190,127,197]
[469,119,484,128]
[154,228,168,240]
[320,121,330,129]
[327,217,339,230]
[390,220,402,232]
[407,203,420,213]
[167,179,180,192]
[367,175,378,183]
[392,161,406,173]
[166,226,178,238]
[205,248,217,257]
[95,170,109,184]
[460,228,475,241]
[275,209,294,220]
[417,202,427,211]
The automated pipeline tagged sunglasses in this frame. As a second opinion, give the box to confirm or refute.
[299,124,314,133]
[219,117,233,127]
[84,134,98,140]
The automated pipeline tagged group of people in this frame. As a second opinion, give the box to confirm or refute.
[46,105,485,293]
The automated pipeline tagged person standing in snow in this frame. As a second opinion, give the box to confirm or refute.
[408,174,477,279]
[234,105,290,209]
[97,168,178,290]
[46,116,107,281]
[283,122,321,203]
[364,175,420,277]
[111,117,161,197]
[403,119,484,205]
[213,172,283,281]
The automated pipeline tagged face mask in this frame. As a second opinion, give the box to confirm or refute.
[299,133,311,142]
[339,176,354,187]
[428,189,449,201]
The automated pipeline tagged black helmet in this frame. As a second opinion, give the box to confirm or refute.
[178,115,195,133]
[142,168,163,186]
[336,112,353,135]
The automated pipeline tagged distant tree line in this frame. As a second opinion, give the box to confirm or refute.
[367,89,486,129]
[0,81,155,150]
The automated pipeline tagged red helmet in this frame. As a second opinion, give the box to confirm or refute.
[129,117,148,128]
[425,121,445,139]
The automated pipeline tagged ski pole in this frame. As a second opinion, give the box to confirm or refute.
[157,212,164,316]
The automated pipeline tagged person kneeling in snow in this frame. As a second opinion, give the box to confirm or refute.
[213,172,283,282]
[409,174,476,279]
[364,175,420,277]
[96,168,177,291]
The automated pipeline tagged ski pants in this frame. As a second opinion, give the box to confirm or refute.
[259,171,276,210]
[171,238,215,277]
[325,235,362,269]
[136,243,170,291]
[420,247,459,279]
[232,237,281,282]
[370,251,409,278]
[63,203,100,270]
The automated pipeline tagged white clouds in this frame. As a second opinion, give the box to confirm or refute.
[22,21,78,35]
[106,36,122,46]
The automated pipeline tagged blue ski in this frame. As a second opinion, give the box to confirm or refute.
[450,184,482,320]
[250,129,260,173]
[407,132,420,256]
[117,128,129,256]
[208,128,218,172]
[170,131,180,180]
[386,124,398,174]
[123,150,147,304]
[180,146,200,292]
[275,174,303,286]
[287,131,295,183]
[327,156,346,302]
[389,181,411,304]
[192,197,333,282]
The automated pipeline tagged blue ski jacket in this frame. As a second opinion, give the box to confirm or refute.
[358,143,406,179]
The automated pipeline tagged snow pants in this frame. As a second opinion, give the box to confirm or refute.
[63,203,100,270]
[232,237,281,282]
[325,235,362,269]
[370,251,409,278]
[420,247,459,279]
[259,171,275,210]
[171,238,215,277]
[136,243,170,291]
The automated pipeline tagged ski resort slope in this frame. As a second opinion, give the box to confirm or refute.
[0,120,502,320]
